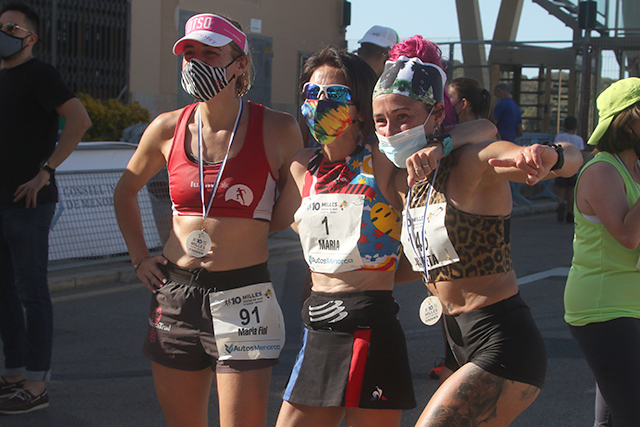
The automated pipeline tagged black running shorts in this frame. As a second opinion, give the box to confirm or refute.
[443,292,547,388]
[142,261,279,373]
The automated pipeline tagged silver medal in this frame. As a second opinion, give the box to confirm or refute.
[419,296,443,326]
[186,229,212,258]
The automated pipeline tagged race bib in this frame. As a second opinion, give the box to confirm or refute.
[209,282,285,360]
[401,202,460,273]
[294,193,365,273]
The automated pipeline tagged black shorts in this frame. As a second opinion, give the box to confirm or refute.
[142,261,279,373]
[443,292,547,388]
[282,291,416,409]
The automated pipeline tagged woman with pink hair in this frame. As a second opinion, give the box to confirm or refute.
[388,36,457,131]
[372,35,583,426]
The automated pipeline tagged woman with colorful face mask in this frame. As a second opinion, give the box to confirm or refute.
[270,45,494,427]
[564,77,640,427]
[270,45,414,427]
[113,12,302,427]
[371,35,584,427]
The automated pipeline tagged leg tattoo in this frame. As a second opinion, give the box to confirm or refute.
[427,365,505,426]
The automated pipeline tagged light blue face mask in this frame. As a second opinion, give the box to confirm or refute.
[375,108,433,168]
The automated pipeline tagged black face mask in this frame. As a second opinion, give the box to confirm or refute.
[0,30,25,59]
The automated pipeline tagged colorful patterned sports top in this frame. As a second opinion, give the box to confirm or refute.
[295,141,401,273]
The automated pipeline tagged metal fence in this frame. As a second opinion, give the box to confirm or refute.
[48,143,169,267]
[437,35,640,138]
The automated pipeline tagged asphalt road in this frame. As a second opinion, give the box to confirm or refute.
[0,211,597,426]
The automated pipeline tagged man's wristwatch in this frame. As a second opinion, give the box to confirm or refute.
[542,141,564,171]
[39,160,55,175]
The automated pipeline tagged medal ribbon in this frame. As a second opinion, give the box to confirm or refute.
[405,163,440,284]
[198,101,243,219]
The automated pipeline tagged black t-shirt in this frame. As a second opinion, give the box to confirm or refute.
[0,58,75,206]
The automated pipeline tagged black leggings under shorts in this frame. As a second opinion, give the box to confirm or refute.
[142,260,278,373]
[443,292,547,389]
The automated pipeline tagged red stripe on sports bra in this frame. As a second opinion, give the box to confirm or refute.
[344,329,371,407]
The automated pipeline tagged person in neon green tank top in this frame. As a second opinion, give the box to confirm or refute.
[564,77,640,427]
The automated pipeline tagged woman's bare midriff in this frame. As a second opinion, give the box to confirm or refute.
[310,269,396,293]
[163,215,270,271]
[425,270,519,315]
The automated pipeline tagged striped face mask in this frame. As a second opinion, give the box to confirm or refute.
[181,58,236,102]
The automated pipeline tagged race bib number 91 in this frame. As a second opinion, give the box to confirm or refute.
[209,282,285,360]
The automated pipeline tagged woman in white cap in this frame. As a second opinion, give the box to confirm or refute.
[113,12,302,427]
[372,36,583,426]
[564,77,640,427]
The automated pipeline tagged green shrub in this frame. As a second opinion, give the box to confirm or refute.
[77,93,150,141]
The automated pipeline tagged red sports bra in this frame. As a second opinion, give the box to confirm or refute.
[167,101,277,221]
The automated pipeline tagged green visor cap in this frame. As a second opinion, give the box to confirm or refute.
[587,77,640,145]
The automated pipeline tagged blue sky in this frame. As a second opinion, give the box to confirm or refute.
[345,1,575,50]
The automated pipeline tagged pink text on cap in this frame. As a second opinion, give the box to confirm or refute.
[179,14,248,54]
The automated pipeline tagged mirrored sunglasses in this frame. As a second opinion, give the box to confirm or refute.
[303,83,352,103]
[0,22,31,35]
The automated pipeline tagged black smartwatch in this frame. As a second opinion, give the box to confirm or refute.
[39,160,55,175]
[542,141,564,171]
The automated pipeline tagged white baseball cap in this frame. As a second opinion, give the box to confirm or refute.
[358,25,399,49]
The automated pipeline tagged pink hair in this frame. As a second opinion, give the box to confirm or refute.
[388,35,456,129]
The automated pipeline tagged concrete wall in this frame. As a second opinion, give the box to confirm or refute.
[130,0,348,118]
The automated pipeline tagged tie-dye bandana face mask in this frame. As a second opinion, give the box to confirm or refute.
[301,99,353,145]
[373,56,447,106]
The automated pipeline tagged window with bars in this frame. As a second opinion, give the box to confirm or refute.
[29,0,129,101]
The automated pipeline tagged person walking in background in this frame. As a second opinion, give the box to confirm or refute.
[554,116,585,223]
[114,12,302,427]
[0,1,91,415]
[356,25,398,77]
[493,82,523,142]
[564,77,640,427]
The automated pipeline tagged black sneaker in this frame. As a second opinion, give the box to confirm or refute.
[0,377,24,399]
[0,389,49,415]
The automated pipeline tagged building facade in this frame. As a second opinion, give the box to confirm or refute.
[130,0,350,117]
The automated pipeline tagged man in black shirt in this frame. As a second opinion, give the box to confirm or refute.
[0,1,91,414]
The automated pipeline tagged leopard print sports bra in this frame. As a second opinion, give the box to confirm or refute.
[408,155,513,282]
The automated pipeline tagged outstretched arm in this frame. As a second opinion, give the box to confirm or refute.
[486,141,582,185]
[406,119,498,186]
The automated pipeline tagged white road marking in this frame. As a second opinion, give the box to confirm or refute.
[517,267,570,286]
